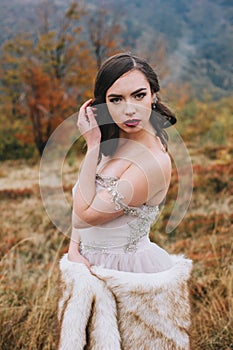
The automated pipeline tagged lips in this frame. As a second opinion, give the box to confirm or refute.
[123,119,141,127]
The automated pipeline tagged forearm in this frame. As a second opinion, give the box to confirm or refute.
[68,226,80,252]
[68,239,80,254]
[74,144,100,212]
[69,226,80,245]
[68,226,91,268]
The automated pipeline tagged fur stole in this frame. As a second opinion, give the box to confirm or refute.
[58,254,192,350]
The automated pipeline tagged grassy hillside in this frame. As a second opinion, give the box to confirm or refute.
[0,1,232,348]
[0,142,232,349]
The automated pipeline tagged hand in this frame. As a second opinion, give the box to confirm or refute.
[77,99,101,149]
[68,248,92,270]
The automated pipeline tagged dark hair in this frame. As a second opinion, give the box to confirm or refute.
[92,53,176,157]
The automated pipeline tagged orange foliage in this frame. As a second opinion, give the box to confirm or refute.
[0,2,97,156]
[165,82,192,109]
[192,162,233,194]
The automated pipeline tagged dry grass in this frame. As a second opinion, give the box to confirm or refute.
[0,146,232,349]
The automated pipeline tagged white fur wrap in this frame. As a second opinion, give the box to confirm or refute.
[58,254,192,350]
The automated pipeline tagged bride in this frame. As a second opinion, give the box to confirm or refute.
[59,53,192,350]
[67,52,177,273]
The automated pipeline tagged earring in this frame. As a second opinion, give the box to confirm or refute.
[152,96,158,110]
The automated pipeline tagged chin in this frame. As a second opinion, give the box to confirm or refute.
[120,126,143,135]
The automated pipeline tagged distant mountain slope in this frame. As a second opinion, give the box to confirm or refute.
[112,0,233,96]
[0,0,232,97]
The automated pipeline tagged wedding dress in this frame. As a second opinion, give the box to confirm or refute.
[73,173,173,273]
[58,173,192,349]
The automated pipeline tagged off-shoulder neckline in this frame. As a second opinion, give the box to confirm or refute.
[95,173,159,211]
[96,173,119,180]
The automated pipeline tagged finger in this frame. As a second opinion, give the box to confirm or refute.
[77,107,91,125]
[86,106,96,116]
[77,112,89,127]
[78,104,95,125]
[88,114,98,130]
[80,99,93,111]
[86,107,98,126]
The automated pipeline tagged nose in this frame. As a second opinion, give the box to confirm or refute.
[124,102,136,116]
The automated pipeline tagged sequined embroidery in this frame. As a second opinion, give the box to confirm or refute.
[80,174,160,254]
[125,205,159,252]
[95,173,139,215]
[80,241,118,254]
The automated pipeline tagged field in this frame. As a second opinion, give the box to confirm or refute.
[0,144,232,349]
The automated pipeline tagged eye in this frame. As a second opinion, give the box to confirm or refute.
[109,97,122,104]
[134,92,146,100]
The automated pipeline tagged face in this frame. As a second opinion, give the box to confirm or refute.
[106,70,154,136]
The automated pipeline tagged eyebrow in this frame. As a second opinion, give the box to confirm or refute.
[107,87,148,98]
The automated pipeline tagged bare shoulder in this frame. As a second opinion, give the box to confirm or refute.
[116,148,171,206]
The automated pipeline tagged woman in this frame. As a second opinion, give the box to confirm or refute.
[59,53,192,350]
[68,53,177,273]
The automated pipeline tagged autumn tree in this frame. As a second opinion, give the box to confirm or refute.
[86,1,125,68]
[0,1,96,156]
[0,35,33,120]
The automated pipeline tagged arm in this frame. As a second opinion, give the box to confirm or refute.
[72,99,125,228]
[67,226,91,269]
[72,99,171,228]
[73,151,171,228]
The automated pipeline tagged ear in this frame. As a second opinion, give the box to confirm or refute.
[151,93,156,103]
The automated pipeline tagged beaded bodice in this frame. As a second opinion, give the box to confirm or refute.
[75,174,160,254]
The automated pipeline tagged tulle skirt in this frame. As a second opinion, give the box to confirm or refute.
[80,236,173,273]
